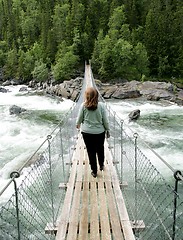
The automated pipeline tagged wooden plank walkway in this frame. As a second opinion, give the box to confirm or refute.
[55,134,135,240]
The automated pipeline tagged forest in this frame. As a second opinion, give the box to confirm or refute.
[0,0,183,84]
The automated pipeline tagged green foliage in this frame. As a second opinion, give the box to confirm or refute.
[32,60,48,82]
[0,41,7,66]
[158,56,169,78]
[92,5,149,80]
[112,39,133,78]
[19,0,40,47]
[71,1,85,31]
[17,49,34,80]
[16,42,45,80]
[93,34,113,78]
[0,0,183,82]
[52,4,70,44]
[91,30,104,72]
[29,42,43,61]
[112,40,149,80]
[133,42,149,78]
[52,42,79,82]
[108,5,126,39]
[3,49,18,79]
[0,49,5,67]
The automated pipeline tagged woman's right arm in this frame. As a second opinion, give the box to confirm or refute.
[76,104,84,129]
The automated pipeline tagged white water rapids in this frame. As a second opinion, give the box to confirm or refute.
[107,98,183,180]
[0,85,74,196]
[0,85,182,195]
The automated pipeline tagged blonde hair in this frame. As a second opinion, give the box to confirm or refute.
[84,87,98,110]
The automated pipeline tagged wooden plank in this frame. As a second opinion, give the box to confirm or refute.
[78,181,89,240]
[78,146,91,239]
[67,140,84,240]
[104,170,125,240]
[55,158,77,240]
[98,181,111,240]
[105,142,136,240]
[83,148,90,181]
[90,181,100,240]
[66,181,82,240]
[56,137,83,240]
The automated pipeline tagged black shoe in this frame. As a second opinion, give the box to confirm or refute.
[100,165,104,171]
[91,171,97,178]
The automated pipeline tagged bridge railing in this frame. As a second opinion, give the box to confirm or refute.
[106,104,183,240]
[0,103,80,240]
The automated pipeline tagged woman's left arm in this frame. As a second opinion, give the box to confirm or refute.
[102,103,109,131]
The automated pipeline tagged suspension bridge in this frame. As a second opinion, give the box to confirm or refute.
[0,63,182,240]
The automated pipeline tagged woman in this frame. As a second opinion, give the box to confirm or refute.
[76,87,110,178]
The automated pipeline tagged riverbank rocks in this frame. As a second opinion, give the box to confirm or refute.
[1,76,181,105]
[137,81,176,101]
[27,77,83,101]
[37,78,182,105]
[98,80,178,102]
[44,77,83,101]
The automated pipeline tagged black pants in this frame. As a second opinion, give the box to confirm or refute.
[82,132,105,174]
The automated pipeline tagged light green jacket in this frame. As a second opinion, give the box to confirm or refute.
[76,102,109,134]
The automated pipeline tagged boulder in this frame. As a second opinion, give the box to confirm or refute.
[112,88,141,99]
[128,109,140,121]
[9,105,26,115]
[70,89,80,101]
[175,90,183,105]
[19,86,28,92]
[102,86,117,98]
[138,81,175,101]
[2,79,18,86]
[0,87,8,93]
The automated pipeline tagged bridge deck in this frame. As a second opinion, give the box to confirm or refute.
[55,134,135,240]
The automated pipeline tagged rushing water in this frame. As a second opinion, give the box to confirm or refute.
[0,85,182,190]
[0,85,74,193]
[107,98,183,180]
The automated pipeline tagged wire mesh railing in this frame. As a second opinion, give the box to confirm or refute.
[0,63,182,240]
[0,103,80,240]
[106,104,183,240]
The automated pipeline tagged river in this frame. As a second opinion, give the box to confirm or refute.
[0,85,74,194]
[0,85,182,192]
